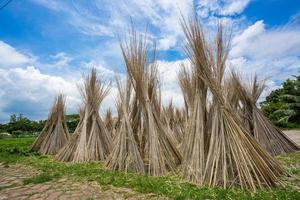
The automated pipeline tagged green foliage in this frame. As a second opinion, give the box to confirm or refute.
[11,130,24,137]
[65,114,80,133]
[261,74,300,128]
[0,113,80,136]
[0,138,299,200]
[0,114,45,135]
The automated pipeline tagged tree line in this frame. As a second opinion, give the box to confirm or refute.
[0,113,80,137]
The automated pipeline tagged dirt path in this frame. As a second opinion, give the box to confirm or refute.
[0,164,166,200]
[283,130,300,145]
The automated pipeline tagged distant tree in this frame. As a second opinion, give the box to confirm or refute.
[9,114,17,123]
[66,114,80,133]
[261,74,300,128]
[0,123,8,133]
[5,114,45,134]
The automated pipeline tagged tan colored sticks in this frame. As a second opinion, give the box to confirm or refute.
[55,68,112,162]
[31,94,70,155]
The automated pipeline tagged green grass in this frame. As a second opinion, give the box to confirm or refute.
[0,137,34,149]
[0,138,299,200]
[23,173,60,185]
[0,138,37,157]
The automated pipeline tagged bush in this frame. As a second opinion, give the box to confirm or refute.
[261,74,300,128]
[11,130,24,137]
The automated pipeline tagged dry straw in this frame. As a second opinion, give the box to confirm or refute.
[231,73,300,155]
[181,16,288,190]
[163,101,184,145]
[179,20,209,184]
[120,28,181,176]
[104,108,116,139]
[106,77,145,173]
[55,68,112,162]
[31,94,70,155]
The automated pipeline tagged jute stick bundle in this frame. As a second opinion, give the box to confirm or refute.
[120,29,182,176]
[55,68,112,162]
[106,78,145,173]
[31,94,70,155]
[232,73,300,155]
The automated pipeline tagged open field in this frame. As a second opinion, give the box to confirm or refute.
[0,137,299,200]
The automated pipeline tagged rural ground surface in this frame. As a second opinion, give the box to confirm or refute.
[284,130,300,145]
[0,163,166,200]
[0,130,299,200]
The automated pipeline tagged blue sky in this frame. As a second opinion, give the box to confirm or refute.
[0,0,300,122]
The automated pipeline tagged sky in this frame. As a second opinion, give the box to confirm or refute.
[0,0,300,122]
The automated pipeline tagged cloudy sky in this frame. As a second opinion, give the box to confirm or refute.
[0,0,299,122]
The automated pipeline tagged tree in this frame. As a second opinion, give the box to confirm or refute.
[261,74,300,128]
[5,114,45,134]
[65,114,80,133]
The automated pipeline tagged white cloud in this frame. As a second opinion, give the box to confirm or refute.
[229,19,300,102]
[157,59,189,107]
[232,20,265,47]
[0,41,33,68]
[82,60,117,82]
[195,0,251,17]
[220,0,251,16]
[0,64,116,122]
[0,66,80,122]
[50,52,73,68]
[231,20,300,59]
[157,35,177,51]
[0,39,119,122]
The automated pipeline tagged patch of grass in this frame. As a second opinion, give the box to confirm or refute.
[0,138,38,157]
[277,151,300,176]
[23,172,60,185]
[0,137,34,148]
[0,138,300,200]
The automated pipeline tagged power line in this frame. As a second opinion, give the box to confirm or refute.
[0,0,13,10]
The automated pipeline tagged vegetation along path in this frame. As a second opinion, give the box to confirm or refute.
[0,163,166,200]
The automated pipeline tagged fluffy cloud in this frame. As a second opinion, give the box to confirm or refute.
[0,41,33,68]
[195,0,251,18]
[0,66,80,122]
[0,64,122,122]
[50,52,73,68]
[156,59,189,107]
[220,0,251,16]
[229,19,300,102]
[231,20,300,59]
[157,35,177,51]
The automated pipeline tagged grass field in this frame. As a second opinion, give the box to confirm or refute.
[0,138,299,200]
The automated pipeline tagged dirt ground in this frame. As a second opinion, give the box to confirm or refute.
[0,164,166,200]
[283,130,300,145]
